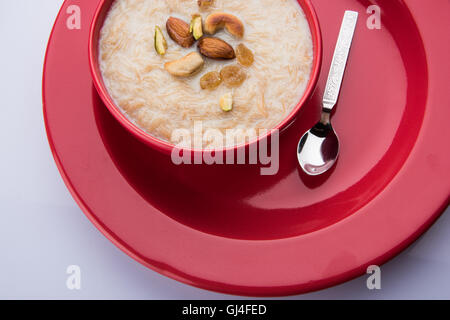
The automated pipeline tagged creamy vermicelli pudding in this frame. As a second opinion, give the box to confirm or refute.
[99,0,313,148]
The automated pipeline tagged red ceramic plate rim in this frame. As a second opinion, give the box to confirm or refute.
[88,0,323,154]
[43,0,450,296]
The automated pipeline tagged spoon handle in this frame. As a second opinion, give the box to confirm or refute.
[323,11,358,113]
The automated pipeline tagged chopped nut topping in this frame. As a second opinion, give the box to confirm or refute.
[154,26,167,55]
[164,52,205,77]
[190,14,203,40]
[204,12,244,38]
[198,37,236,59]
[220,93,233,112]
[166,17,195,48]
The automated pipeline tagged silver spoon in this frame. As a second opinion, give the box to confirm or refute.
[298,11,358,176]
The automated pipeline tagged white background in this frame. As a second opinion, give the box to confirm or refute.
[0,0,449,299]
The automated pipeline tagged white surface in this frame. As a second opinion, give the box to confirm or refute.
[0,0,448,299]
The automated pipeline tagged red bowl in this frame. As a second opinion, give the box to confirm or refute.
[88,0,322,155]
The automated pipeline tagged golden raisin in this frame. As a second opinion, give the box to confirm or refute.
[220,65,246,88]
[198,0,214,8]
[200,71,222,90]
[236,44,254,67]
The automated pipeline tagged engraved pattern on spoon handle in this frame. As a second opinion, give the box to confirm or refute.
[323,11,358,112]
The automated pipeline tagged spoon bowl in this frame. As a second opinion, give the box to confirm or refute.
[297,119,340,175]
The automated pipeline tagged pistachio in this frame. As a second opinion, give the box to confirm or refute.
[198,37,235,59]
[154,26,167,55]
[164,52,205,77]
[204,12,244,38]
[220,93,233,112]
[190,14,203,40]
[166,17,195,48]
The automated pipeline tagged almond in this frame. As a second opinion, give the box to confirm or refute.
[198,37,235,59]
[166,17,195,48]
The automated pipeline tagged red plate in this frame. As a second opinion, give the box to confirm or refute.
[43,0,450,296]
